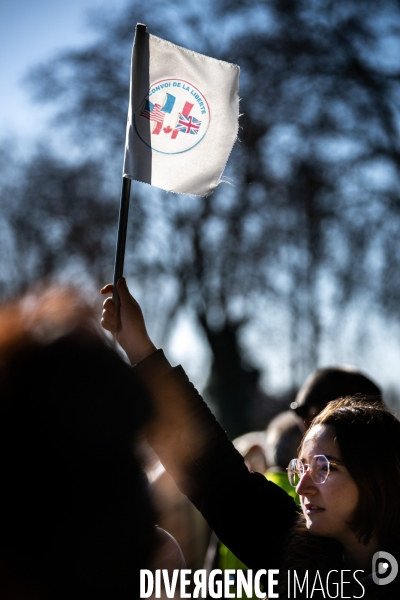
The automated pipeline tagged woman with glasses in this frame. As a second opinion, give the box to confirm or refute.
[101,279,400,599]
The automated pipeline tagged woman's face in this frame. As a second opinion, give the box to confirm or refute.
[296,424,359,545]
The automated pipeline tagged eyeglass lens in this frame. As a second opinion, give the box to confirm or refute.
[287,455,330,487]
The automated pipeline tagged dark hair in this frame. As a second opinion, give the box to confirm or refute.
[291,367,382,419]
[0,287,156,596]
[265,410,303,470]
[309,396,400,549]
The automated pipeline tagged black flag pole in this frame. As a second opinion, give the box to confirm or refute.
[112,176,132,312]
[112,23,148,312]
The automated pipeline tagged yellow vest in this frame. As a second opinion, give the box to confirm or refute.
[218,471,299,598]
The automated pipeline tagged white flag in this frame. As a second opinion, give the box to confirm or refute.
[123,24,240,197]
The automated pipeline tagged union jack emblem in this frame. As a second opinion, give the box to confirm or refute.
[175,114,202,135]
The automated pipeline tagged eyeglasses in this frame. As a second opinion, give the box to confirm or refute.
[287,454,340,487]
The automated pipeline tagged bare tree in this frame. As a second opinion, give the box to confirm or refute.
[3,0,400,434]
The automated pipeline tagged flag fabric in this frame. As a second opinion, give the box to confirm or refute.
[175,113,202,135]
[123,25,240,197]
[140,99,155,120]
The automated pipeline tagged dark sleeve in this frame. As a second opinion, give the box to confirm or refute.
[135,349,299,571]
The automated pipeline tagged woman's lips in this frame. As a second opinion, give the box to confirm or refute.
[304,503,325,514]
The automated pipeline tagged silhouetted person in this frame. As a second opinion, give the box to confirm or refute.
[0,287,157,599]
[290,366,382,429]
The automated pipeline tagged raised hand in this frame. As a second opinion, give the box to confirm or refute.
[100,278,157,365]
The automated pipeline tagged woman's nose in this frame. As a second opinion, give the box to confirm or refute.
[296,468,316,495]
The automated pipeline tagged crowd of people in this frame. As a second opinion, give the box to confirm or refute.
[0,277,399,599]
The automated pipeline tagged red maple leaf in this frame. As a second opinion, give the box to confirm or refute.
[163,125,172,133]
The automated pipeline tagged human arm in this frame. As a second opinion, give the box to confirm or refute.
[100,280,299,571]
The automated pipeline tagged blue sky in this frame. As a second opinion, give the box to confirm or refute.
[1,0,127,143]
[2,1,400,398]
[0,0,212,390]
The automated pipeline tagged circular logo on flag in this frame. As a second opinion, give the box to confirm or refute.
[134,78,210,154]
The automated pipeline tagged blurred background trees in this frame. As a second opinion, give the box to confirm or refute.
[2,0,400,437]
